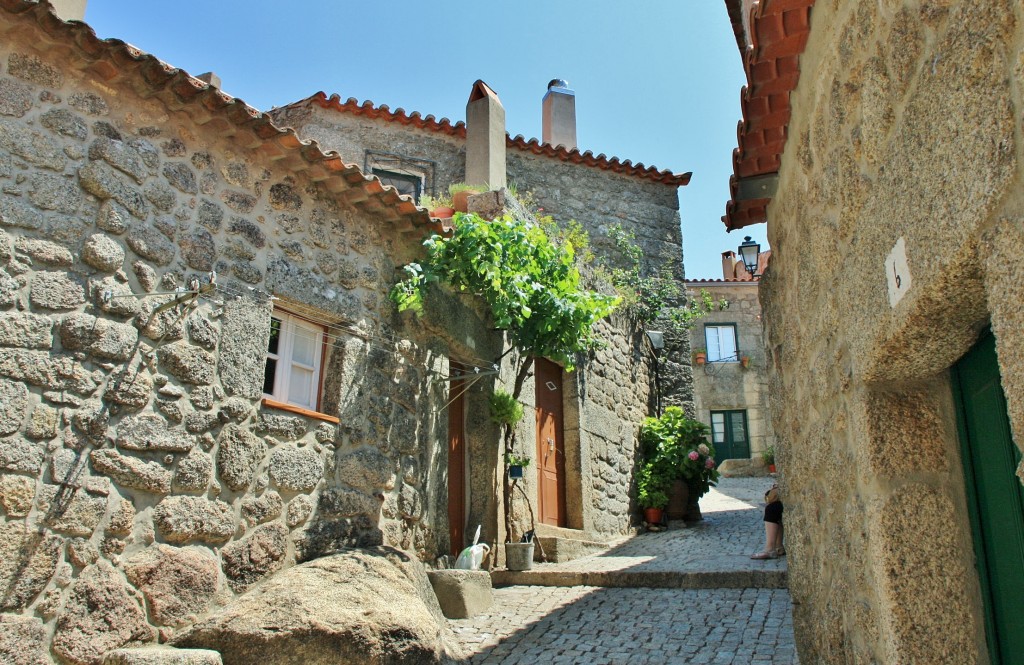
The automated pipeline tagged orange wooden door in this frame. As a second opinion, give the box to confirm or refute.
[535,358,566,526]
[448,361,467,555]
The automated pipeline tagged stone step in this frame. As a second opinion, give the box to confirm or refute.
[534,535,609,563]
[530,524,626,563]
[491,567,787,590]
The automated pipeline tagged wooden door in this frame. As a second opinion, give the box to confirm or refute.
[953,331,1024,664]
[535,358,566,526]
[448,361,467,555]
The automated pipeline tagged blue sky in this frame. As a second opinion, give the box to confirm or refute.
[83,0,764,280]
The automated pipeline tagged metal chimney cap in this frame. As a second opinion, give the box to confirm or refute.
[547,79,570,90]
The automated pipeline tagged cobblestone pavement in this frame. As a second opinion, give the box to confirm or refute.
[448,477,799,664]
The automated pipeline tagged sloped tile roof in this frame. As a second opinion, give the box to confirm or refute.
[0,0,434,233]
[723,0,815,230]
[296,92,692,187]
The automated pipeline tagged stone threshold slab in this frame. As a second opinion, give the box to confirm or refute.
[490,568,787,590]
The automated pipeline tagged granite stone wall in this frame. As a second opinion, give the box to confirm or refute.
[0,39,466,663]
[762,1,1024,662]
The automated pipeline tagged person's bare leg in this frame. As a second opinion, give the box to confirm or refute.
[753,522,780,558]
[775,523,785,554]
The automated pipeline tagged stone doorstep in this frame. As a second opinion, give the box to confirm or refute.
[427,569,494,620]
[490,568,787,590]
[531,524,619,563]
[102,646,223,665]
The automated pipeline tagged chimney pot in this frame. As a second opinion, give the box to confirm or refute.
[542,78,577,151]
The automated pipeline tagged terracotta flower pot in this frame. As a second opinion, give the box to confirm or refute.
[768,463,777,473]
[643,507,664,525]
[429,206,455,219]
[740,356,751,368]
[451,189,480,213]
[695,352,707,366]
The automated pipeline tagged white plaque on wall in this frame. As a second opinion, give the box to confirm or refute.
[885,237,912,307]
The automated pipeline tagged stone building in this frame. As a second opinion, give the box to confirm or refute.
[723,0,1024,662]
[686,250,775,474]
[0,2,694,661]
[270,81,695,556]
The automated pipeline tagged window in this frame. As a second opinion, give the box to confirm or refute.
[705,324,738,362]
[372,169,423,200]
[263,310,325,412]
[365,150,436,202]
[711,410,750,461]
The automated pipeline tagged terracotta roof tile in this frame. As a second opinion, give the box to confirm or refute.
[291,92,691,187]
[723,0,816,231]
[0,0,432,233]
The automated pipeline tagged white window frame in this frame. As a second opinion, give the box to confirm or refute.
[264,309,325,412]
[705,324,738,363]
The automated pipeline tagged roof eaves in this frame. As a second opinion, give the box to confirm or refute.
[722,0,815,231]
[294,92,692,187]
[0,1,433,233]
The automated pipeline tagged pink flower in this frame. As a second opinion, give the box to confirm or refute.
[706,458,716,469]
[688,451,699,461]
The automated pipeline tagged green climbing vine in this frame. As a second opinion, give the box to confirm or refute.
[601,223,728,335]
[390,211,619,543]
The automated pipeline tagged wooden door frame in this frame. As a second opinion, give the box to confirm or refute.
[535,358,567,527]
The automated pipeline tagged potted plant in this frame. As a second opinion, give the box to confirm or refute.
[762,445,776,473]
[640,406,720,522]
[740,355,751,368]
[449,182,482,213]
[636,460,671,525]
[488,389,538,568]
[419,192,455,219]
[505,453,531,479]
[693,348,707,365]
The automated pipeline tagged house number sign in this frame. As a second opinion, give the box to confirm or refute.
[885,237,912,307]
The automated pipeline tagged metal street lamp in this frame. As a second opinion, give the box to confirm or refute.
[738,236,761,278]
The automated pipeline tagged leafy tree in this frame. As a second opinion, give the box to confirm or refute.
[391,211,619,542]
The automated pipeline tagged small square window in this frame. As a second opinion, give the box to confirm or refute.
[372,168,423,200]
[705,324,738,362]
[263,309,325,412]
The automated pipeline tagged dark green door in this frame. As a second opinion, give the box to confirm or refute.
[953,331,1024,665]
[710,410,750,461]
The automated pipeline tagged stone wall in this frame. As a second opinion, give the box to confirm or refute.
[687,281,774,462]
[0,34,474,663]
[274,104,684,542]
[762,1,1023,662]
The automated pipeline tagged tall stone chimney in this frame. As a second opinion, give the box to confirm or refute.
[465,80,506,190]
[50,0,87,21]
[722,251,738,280]
[542,79,577,150]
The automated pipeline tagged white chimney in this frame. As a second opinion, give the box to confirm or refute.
[465,80,506,190]
[50,0,87,21]
[542,79,577,150]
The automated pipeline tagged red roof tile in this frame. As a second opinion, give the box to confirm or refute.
[290,92,691,187]
[0,0,432,233]
[723,0,816,231]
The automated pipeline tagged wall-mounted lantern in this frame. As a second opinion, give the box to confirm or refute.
[738,236,761,278]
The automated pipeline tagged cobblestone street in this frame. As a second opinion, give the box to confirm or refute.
[448,478,799,664]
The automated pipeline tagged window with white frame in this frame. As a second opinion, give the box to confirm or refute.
[263,310,325,411]
[704,324,738,362]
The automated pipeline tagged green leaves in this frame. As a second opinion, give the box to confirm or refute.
[601,223,728,335]
[639,406,720,499]
[390,212,619,370]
